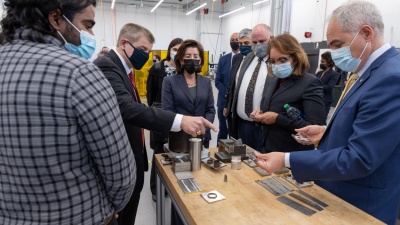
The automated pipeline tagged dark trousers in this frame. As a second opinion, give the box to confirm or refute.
[325,102,332,119]
[150,141,165,196]
[237,118,264,152]
[217,107,228,142]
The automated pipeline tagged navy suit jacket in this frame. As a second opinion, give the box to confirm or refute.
[162,73,215,141]
[290,47,400,225]
[94,50,176,192]
[260,73,325,152]
[215,53,233,108]
[315,68,339,103]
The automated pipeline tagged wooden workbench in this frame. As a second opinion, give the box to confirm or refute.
[155,148,383,225]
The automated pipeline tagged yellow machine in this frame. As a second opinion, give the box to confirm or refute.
[135,50,209,96]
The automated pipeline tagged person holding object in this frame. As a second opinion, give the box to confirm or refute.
[93,25,216,225]
[254,1,400,224]
[0,1,135,224]
[251,34,325,153]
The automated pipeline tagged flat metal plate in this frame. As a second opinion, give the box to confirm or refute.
[289,193,324,211]
[297,189,329,207]
[253,167,271,176]
[272,176,294,191]
[276,196,317,216]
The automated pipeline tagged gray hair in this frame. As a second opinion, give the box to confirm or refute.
[330,0,384,36]
[117,23,155,47]
[239,28,252,39]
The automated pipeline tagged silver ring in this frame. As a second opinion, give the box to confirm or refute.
[207,193,217,199]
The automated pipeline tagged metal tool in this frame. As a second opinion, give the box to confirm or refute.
[297,189,329,207]
[253,167,271,176]
[277,196,317,216]
[288,193,324,211]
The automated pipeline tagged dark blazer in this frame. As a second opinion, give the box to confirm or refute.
[162,73,215,141]
[260,73,326,153]
[315,68,339,103]
[146,61,166,106]
[225,52,255,139]
[225,53,244,139]
[290,47,400,225]
[93,50,176,188]
[215,52,232,108]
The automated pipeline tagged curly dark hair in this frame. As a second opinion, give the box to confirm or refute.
[174,39,204,74]
[321,51,335,68]
[0,0,96,44]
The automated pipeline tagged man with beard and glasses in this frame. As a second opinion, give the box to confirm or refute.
[0,1,135,224]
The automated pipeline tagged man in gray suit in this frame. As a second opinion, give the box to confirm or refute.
[227,24,273,152]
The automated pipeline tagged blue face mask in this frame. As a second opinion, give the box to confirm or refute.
[239,46,252,56]
[253,44,268,58]
[272,62,293,79]
[58,15,96,59]
[124,42,149,70]
[330,30,369,72]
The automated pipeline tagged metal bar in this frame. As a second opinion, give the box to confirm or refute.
[277,196,317,216]
[288,193,324,211]
[297,189,329,207]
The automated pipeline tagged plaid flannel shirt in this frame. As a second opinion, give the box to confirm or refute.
[0,28,136,225]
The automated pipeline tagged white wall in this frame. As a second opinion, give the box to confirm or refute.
[93,2,221,62]
[89,0,400,61]
[290,0,400,47]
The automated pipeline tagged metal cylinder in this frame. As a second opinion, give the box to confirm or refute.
[231,155,241,170]
[189,138,202,171]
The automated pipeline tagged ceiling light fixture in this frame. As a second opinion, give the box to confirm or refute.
[186,3,207,15]
[111,0,116,9]
[219,6,245,18]
[253,0,269,5]
[151,0,164,12]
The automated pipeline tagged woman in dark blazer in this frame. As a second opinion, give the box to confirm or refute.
[315,51,339,117]
[162,39,215,148]
[251,34,326,153]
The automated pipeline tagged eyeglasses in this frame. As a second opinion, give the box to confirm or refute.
[266,56,292,67]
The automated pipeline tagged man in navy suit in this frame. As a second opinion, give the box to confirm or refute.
[254,1,400,224]
[215,32,239,142]
[225,28,253,139]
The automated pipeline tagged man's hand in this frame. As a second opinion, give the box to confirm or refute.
[295,125,326,146]
[181,116,218,137]
[250,110,278,124]
[254,152,285,174]
[223,108,227,117]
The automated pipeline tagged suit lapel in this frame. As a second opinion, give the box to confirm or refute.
[272,78,295,100]
[261,75,279,111]
[327,47,399,128]
[177,74,194,104]
[108,50,141,103]
[236,52,255,90]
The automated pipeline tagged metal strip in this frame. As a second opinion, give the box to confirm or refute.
[268,178,291,195]
[297,189,329,207]
[256,180,281,196]
[272,176,294,191]
[276,196,317,216]
[288,193,324,211]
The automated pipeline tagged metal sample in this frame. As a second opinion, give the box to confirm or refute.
[253,167,271,176]
[289,193,324,211]
[272,176,294,192]
[282,174,313,188]
[277,196,317,216]
[297,190,329,207]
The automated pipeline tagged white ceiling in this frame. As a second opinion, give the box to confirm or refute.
[101,0,265,14]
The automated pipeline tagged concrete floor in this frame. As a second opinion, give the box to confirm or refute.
[135,80,400,225]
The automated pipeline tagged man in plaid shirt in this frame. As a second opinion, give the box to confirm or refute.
[0,1,136,224]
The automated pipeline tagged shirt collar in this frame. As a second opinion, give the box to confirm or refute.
[114,50,132,75]
[14,28,64,48]
[358,43,391,77]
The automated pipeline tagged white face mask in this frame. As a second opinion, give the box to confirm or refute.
[170,51,177,60]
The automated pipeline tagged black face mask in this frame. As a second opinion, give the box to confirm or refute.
[124,42,149,70]
[230,41,239,51]
[182,59,201,74]
[320,64,327,70]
